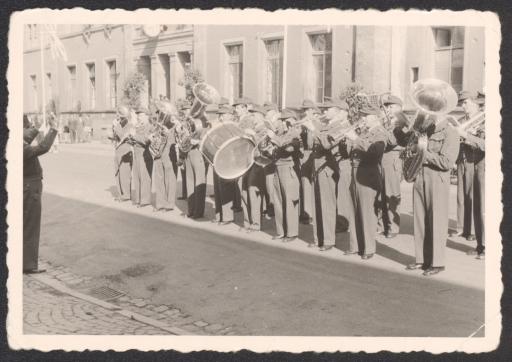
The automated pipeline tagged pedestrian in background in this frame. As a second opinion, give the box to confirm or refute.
[23,113,58,274]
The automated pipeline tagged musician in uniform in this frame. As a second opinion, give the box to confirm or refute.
[395,106,460,276]
[309,99,344,251]
[151,102,178,212]
[23,113,58,273]
[299,99,320,225]
[177,103,191,200]
[112,105,133,202]
[450,91,476,241]
[378,94,404,238]
[131,109,153,208]
[236,104,266,232]
[232,98,253,213]
[459,92,485,259]
[345,106,388,259]
[262,102,280,218]
[211,105,236,225]
[270,109,301,242]
[184,115,208,219]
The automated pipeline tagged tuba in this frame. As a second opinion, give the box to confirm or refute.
[402,78,458,182]
[190,82,221,127]
[149,101,177,158]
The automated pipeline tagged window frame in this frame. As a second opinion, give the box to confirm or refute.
[84,60,97,110]
[307,31,333,103]
[221,38,245,103]
[66,64,78,111]
[432,26,465,92]
[262,36,284,108]
[104,56,119,110]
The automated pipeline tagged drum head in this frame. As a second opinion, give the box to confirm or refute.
[214,137,255,180]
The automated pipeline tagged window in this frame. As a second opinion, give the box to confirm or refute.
[264,39,284,108]
[106,60,117,108]
[433,27,465,92]
[30,75,38,111]
[68,65,77,110]
[411,67,419,84]
[309,33,332,103]
[86,62,96,109]
[226,44,243,100]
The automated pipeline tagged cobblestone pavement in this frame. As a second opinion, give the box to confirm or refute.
[23,276,169,335]
[23,260,241,335]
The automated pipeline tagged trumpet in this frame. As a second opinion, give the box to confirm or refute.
[447,111,485,137]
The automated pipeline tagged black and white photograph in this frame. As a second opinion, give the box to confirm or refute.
[7,8,502,353]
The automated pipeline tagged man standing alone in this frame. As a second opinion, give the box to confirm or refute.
[23,113,58,274]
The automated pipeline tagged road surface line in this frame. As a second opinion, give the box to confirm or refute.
[31,274,188,335]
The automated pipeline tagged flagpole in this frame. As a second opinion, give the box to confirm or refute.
[40,26,46,126]
[281,24,288,110]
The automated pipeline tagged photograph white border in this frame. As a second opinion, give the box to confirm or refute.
[7,8,503,353]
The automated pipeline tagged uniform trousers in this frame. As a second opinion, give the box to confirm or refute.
[337,159,357,249]
[312,162,338,246]
[264,164,276,212]
[23,178,42,271]
[413,167,451,267]
[456,160,475,235]
[185,148,206,218]
[153,148,177,210]
[213,172,235,222]
[350,165,381,255]
[378,150,402,234]
[300,150,314,219]
[238,164,265,229]
[273,163,300,237]
[115,149,132,201]
[473,157,485,253]
[132,146,152,206]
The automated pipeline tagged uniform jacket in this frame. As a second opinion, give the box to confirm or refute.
[24,128,58,180]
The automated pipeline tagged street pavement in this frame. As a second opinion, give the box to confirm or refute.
[26,142,485,336]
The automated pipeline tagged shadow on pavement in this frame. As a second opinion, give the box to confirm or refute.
[38,192,484,337]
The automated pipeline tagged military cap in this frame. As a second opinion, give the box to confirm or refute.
[458,90,475,103]
[23,127,39,143]
[263,102,279,112]
[359,105,380,116]
[117,105,131,118]
[232,97,253,106]
[249,105,266,116]
[279,108,298,120]
[475,91,485,105]
[135,107,150,115]
[381,93,403,107]
[319,98,349,111]
[218,97,230,106]
[216,105,233,115]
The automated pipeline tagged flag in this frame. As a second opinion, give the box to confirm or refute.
[43,24,68,62]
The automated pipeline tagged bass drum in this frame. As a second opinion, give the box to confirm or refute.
[199,122,255,180]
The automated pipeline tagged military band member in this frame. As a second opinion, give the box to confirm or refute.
[232,98,253,213]
[309,100,341,251]
[460,92,485,259]
[152,102,177,212]
[450,91,476,241]
[262,102,280,218]
[212,105,236,225]
[112,105,133,202]
[185,116,207,219]
[23,114,58,273]
[378,94,404,238]
[237,104,266,232]
[345,107,387,259]
[396,110,460,275]
[271,109,301,242]
[131,109,153,208]
[177,103,191,200]
[299,99,320,225]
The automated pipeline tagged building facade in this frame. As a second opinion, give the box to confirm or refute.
[23,24,484,137]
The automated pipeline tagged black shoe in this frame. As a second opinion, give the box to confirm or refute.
[319,245,334,251]
[219,221,233,226]
[406,263,424,270]
[466,249,479,256]
[307,243,316,248]
[361,253,374,260]
[423,266,445,276]
[23,268,47,274]
[385,232,397,239]
[466,234,476,241]
[477,251,485,260]
[283,236,297,243]
[343,250,358,256]
[272,235,285,240]
[449,230,463,237]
